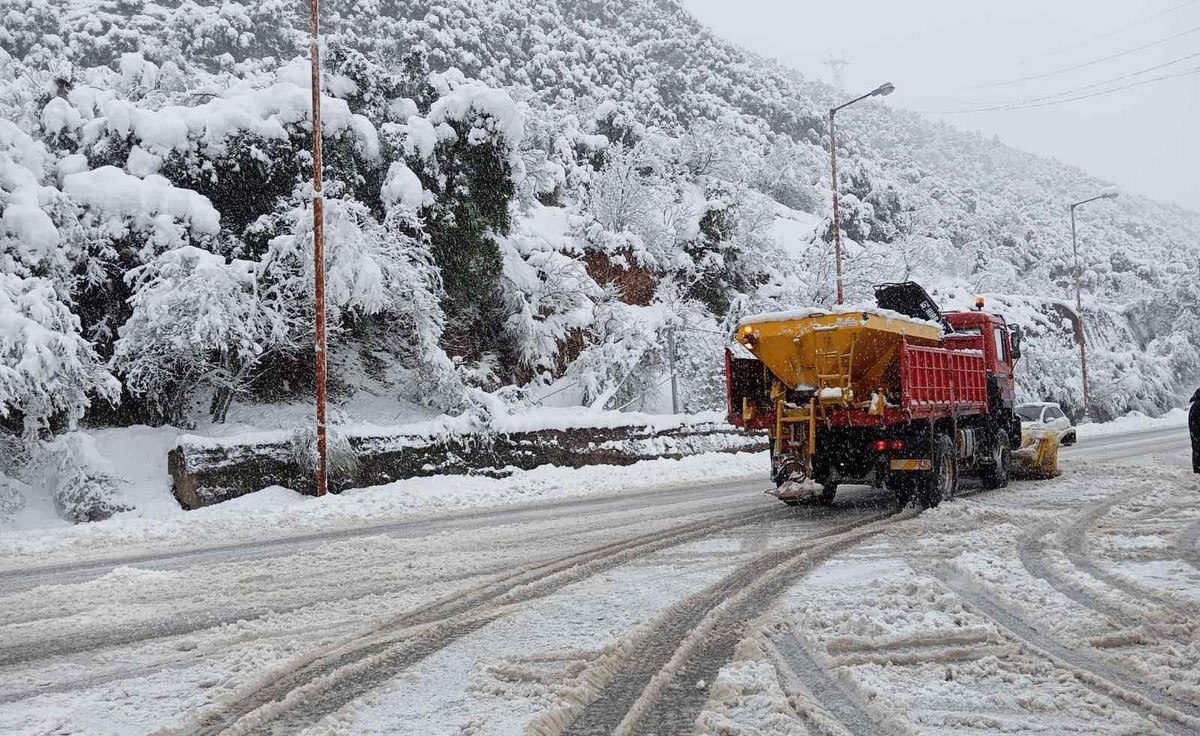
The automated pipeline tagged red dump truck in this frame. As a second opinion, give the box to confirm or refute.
[726,282,1024,508]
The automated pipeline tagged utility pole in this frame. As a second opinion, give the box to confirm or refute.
[1069,189,1119,420]
[829,82,895,304]
[667,324,680,414]
[308,0,329,497]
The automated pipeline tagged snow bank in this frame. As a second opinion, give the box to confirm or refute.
[1077,407,1189,438]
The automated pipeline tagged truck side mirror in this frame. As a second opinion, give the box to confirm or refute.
[1010,327,1022,360]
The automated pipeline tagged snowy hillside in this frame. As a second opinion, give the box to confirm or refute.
[3,0,1199,472]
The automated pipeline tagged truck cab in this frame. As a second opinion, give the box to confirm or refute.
[943,309,1019,408]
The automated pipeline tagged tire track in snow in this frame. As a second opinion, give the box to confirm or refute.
[0,502,725,667]
[0,561,526,704]
[0,561,524,669]
[0,479,765,593]
[173,504,795,736]
[1059,489,1198,619]
[556,509,906,736]
[1176,520,1200,571]
[929,567,1200,736]
[769,632,890,736]
[1017,490,1196,635]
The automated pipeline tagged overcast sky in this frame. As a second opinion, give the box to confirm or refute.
[680,0,1200,212]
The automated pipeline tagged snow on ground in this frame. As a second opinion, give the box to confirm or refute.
[1076,407,1189,438]
[0,419,1196,735]
[3,406,1185,540]
[0,449,767,569]
[702,438,1200,735]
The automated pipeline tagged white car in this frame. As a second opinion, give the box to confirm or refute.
[1016,402,1076,445]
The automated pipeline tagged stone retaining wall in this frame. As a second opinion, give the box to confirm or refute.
[169,422,767,509]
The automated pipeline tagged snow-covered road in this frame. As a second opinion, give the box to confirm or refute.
[1,423,1196,735]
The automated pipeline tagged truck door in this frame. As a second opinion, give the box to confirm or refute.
[990,323,1015,402]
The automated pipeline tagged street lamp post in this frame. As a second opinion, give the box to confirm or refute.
[1068,189,1119,419]
[830,82,894,305]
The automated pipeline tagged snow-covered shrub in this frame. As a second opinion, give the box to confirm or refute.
[563,298,669,411]
[260,195,458,405]
[35,432,129,523]
[0,431,29,522]
[499,213,606,383]
[287,424,360,480]
[0,273,118,438]
[112,246,294,423]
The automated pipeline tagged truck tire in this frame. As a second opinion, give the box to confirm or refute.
[980,440,1010,490]
[918,435,957,509]
[886,473,913,508]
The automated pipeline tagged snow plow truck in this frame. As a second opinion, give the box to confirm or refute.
[726,282,1025,509]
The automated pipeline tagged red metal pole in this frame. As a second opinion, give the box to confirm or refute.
[309,0,329,497]
[830,109,844,305]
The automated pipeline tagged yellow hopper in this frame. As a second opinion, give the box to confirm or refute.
[735,309,942,402]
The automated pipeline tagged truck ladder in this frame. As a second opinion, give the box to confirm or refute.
[813,334,856,402]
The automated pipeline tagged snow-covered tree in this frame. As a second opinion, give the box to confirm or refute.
[112,246,294,423]
[0,272,118,439]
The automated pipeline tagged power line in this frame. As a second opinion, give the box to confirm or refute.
[970,23,1200,89]
[924,64,1200,115]
[1013,65,1200,108]
[1042,0,1200,58]
[918,51,1200,114]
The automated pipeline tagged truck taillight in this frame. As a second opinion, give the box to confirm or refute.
[873,440,888,452]
[890,439,905,450]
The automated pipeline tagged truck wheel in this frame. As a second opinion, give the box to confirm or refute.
[887,473,913,508]
[980,441,1010,490]
[918,435,957,509]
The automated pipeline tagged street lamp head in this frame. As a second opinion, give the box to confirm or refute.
[872,82,896,97]
[1099,187,1120,199]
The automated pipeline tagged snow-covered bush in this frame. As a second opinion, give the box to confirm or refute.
[112,246,294,423]
[0,432,28,523]
[287,424,360,479]
[35,432,129,523]
[0,273,118,438]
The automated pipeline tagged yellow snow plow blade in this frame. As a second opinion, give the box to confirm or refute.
[1011,430,1062,480]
